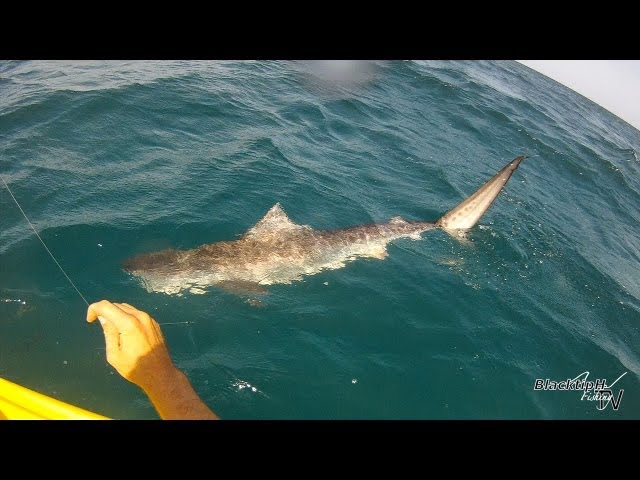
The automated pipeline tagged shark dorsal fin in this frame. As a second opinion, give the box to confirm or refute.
[246,203,311,238]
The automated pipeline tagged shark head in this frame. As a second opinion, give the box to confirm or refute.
[122,248,182,274]
[121,247,190,291]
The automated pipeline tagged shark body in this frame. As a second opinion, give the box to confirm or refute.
[123,156,527,295]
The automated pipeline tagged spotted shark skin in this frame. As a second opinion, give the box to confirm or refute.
[123,156,527,295]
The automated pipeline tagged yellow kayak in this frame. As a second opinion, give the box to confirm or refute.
[0,377,109,420]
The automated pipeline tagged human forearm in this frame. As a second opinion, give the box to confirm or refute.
[87,300,219,420]
[142,365,219,420]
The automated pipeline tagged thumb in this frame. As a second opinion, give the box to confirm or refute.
[98,316,120,365]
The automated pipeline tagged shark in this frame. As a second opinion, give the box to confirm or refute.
[123,156,527,295]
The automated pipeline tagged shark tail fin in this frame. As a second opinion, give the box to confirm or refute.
[436,156,527,233]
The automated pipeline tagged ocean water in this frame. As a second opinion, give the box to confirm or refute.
[1,60,639,419]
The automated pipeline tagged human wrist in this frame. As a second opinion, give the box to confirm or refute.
[138,362,184,399]
[141,365,217,419]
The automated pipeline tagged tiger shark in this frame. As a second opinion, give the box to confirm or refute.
[123,156,527,295]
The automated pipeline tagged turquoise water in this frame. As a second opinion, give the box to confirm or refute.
[1,60,639,419]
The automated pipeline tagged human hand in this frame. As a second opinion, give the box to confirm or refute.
[87,300,218,419]
[86,300,177,393]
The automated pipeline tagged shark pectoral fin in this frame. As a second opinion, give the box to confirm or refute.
[217,280,270,296]
[367,246,388,260]
[189,287,208,295]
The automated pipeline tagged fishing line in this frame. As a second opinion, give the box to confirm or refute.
[1,173,90,307]
[1,173,194,327]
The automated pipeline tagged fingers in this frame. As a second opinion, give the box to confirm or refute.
[115,303,156,330]
[87,299,167,352]
[87,300,139,332]
[87,300,173,386]
[87,300,122,323]
[115,302,147,320]
[98,316,121,361]
[113,303,166,347]
[87,300,162,338]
